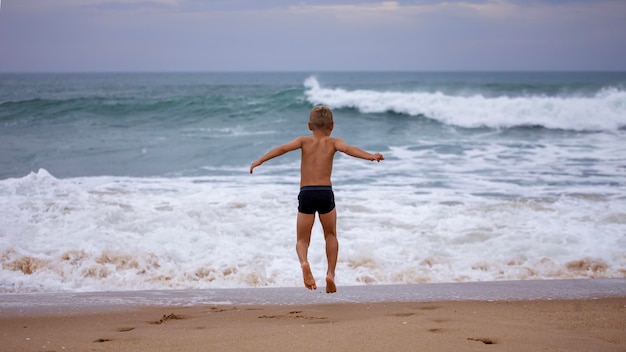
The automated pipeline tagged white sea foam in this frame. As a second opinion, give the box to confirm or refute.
[1,168,624,293]
[303,76,626,131]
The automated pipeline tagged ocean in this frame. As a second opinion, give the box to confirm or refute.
[1,71,625,293]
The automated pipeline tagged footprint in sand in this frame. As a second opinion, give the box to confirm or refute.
[93,338,112,343]
[467,337,497,344]
[390,312,415,317]
[115,327,135,332]
[258,311,328,321]
[150,313,186,325]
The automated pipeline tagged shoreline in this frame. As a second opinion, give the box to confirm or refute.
[1,278,624,316]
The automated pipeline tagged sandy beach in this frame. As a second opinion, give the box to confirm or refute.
[1,280,625,352]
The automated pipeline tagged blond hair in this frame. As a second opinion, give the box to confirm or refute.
[309,106,333,130]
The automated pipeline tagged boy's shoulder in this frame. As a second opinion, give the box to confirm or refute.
[300,135,342,143]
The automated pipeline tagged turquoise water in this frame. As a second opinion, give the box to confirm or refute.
[1,72,625,180]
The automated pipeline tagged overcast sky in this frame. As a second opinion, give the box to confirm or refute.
[1,0,625,72]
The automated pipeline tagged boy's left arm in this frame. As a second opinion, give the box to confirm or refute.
[334,138,384,162]
[250,137,303,174]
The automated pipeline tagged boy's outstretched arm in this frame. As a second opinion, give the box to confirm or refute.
[250,137,303,174]
[335,139,384,162]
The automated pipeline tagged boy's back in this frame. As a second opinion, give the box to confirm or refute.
[299,135,337,187]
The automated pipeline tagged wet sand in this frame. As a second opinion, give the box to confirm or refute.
[1,280,625,352]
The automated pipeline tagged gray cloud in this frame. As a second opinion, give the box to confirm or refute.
[0,0,624,71]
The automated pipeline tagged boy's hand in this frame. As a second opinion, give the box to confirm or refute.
[249,160,262,174]
[372,153,384,162]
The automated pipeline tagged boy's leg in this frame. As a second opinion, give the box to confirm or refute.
[296,212,316,290]
[318,208,338,293]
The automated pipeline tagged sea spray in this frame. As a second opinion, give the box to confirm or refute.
[0,169,624,292]
[304,76,626,130]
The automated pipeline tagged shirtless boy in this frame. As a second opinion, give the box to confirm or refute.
[249,106,384,293]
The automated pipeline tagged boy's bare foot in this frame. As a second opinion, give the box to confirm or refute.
[325,274,337,293]
[301,262,316,290]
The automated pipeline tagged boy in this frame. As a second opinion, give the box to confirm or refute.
[249,106,384,293]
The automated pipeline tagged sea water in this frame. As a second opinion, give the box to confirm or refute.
[1,72,625,293]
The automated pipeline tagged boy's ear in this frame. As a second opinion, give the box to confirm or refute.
[308,122,314,131]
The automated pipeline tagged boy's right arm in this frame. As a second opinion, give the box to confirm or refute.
[250,137,303,174]
[334,138,384,162]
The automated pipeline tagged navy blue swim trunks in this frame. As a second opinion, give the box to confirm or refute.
[298,186,335,214]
